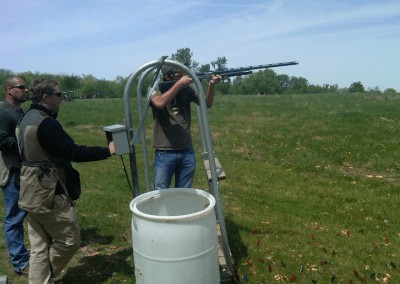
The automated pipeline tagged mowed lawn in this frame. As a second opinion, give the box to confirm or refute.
[1,93,400,283]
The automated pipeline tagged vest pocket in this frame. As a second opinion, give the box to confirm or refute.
[18,166,58,214]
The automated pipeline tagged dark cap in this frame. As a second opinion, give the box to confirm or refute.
[161,65,183,76]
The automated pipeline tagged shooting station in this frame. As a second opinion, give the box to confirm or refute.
[105,57,298,283]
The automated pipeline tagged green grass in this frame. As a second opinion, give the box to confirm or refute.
[1,93,400,283]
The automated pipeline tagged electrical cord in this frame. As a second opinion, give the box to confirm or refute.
[120,155,134,196]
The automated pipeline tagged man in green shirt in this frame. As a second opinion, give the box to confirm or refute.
[150,66,221,190]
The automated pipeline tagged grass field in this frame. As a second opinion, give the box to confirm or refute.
[1,93,400,283]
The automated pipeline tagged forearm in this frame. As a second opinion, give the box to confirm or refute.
[151,84,181,109]
[152,76,193,109]
[204,75,221,108]
[69,144,111,162]
[205,82,216,108]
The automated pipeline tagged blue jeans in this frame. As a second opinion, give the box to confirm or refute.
[1,172,29,272]
[153,148,195,190]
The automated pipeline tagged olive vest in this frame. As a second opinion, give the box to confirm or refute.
[16,109,67,214]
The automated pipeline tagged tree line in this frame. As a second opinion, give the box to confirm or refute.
[1,48,397,98]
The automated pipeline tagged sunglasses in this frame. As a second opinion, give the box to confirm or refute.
[10,85,26,90]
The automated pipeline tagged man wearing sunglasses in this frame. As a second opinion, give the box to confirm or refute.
[0,76,30,276]
[16,78,115,283]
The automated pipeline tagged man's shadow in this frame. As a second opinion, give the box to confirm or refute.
[58,227,135,284]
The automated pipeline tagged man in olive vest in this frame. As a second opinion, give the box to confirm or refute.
[16,78,115,284]
[0,76,30,276]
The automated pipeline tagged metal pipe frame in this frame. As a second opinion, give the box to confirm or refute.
[123,58,235,279]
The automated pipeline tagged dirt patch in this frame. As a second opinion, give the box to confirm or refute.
[339,163,399,185]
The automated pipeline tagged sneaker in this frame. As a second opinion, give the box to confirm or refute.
[15,265,29,276]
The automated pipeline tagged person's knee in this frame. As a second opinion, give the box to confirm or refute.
[70,238,81,253]
[58,232,81,254]
[154,179,169,190]
[68,233,81,253]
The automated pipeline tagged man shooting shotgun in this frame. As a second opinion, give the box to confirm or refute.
[158,61,298,93]
[150,65,222,190]
[149,60,297,190]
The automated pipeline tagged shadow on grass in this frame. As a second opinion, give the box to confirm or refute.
[225,216,248,279]
[80,226,115,245]
[59,247,134,284]
[58,227,135,284]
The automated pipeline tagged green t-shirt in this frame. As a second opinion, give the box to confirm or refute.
[151,87,198,150]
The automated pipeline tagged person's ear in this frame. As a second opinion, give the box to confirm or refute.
[42,94,50,102]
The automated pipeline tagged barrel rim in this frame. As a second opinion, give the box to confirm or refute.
[129,188,216,221]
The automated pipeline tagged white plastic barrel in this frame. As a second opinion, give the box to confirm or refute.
[130,188,220,284]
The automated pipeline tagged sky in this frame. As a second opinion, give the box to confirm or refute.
[1,0,400,91]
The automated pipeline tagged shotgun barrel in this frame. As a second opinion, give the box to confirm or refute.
[196,61,298,80]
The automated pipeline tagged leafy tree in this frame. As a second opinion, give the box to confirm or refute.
[307,83,337,94]
[230,77,249,95]
[170,48,199,70]
[94,79,115,98]
[199,64,211,73]
[277,74,290,94]
[288,77,309,94]
[114,75,128,97]
[349,81,365,93]
[384,88,397,94]
[80,74,98,98]
[248,69,279,94]
[211,57,228,71]
[329,84,339,93]
[61,74,82,92]
[367,86,381,94]
[229,69,280,95]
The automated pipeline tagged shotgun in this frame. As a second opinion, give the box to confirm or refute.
[158,61,298,92]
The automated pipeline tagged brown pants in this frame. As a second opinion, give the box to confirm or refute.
[27,195,80,284]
